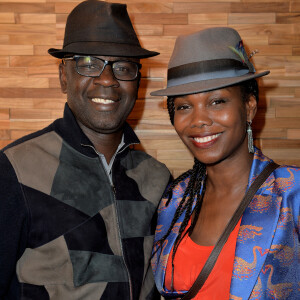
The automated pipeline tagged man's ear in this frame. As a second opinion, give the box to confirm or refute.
[246,94,257,122]
[59,63,67,94]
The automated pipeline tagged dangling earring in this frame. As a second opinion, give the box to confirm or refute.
[247,121,254,153]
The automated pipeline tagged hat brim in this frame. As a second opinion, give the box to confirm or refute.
[151,71,270,97]
[48,41,159,59]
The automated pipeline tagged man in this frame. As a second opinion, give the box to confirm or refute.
[0,1,170,299]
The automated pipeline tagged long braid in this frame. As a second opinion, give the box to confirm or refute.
[153,96,206,288]
[188,176,204,234]
[153,166,194,255]
[152,157,206,258]
[167,96,175,126]
[170,160,206,289]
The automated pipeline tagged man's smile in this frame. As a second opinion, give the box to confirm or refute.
[91,98,116,104]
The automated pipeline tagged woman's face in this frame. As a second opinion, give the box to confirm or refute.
[173,86,257,166]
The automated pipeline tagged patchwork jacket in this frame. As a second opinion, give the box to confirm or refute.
[0,104,170,300]
[151,148,300,300]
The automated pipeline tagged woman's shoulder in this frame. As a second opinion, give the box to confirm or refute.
[160,175,191,203]
[157,175,191,221]
[273,164,300,182]
[254,148,300,185]
[155,175,191,242]
[266,164,300,215]
[273,164,300,198]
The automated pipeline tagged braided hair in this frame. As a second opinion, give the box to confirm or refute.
[153,78,259,288]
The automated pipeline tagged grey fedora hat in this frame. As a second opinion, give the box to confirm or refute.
[151,27,269,96]
[48,0,158,59]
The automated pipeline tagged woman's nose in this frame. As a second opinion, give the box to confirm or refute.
[190,107,213,128]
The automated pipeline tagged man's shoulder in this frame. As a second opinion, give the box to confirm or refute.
[1,121,64,171]
[2,122,55,153]
[128,148,170,173]
[124,149,171,205]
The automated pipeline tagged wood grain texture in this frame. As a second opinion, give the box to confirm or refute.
[0,0,299,177]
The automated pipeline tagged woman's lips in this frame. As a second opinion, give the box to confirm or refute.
[191,133,221,148]
[193,133,221,143]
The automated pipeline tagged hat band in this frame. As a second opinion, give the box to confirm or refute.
[167,59,250,88]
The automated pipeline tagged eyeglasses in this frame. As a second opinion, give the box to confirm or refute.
[63,55,141,81]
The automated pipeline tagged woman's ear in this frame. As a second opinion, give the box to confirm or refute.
[59,63,67,94]
[246,94,257,122]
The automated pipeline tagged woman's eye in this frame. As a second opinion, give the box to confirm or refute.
[212,99,226,105]
[176,104,190,111]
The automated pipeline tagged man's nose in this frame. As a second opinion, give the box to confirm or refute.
[93,64,119,87]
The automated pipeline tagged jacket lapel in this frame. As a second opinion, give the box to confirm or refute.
[230,149,282,299]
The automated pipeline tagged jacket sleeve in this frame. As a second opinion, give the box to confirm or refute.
[290,167,300,240]
[0,151,28,297]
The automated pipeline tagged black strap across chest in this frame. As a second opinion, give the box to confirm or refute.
[181,162,279,300]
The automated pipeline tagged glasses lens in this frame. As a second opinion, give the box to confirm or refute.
[76,56,103,77]
[112,61,138,80]
[74,56,139,80]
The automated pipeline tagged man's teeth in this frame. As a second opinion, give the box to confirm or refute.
[194,133,221,143]
[92,98,114,104]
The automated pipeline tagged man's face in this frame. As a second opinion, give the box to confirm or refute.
[59,55,140,134]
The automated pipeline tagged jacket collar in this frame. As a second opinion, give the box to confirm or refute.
[230,149,280,299]
[53,103,140,157]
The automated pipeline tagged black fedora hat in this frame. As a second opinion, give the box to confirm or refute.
[48,0,158,59]
[151,27,269,96]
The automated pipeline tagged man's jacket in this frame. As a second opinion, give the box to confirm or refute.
[0,103,170,300]
[151,148,299,299]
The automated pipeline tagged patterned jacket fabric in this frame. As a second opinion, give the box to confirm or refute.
[0,103,170,300]
[151,148,300,300]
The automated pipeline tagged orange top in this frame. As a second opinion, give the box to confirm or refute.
[165,219,242,300]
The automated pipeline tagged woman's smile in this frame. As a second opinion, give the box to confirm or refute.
[191,133,222,148]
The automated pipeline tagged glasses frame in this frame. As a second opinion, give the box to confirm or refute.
[63,55,141,81]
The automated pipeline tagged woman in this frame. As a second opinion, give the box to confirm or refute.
[151,27,299,300]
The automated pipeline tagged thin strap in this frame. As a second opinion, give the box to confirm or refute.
[181,162,279,300]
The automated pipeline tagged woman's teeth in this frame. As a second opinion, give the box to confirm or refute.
[193,133,221,143]
[92,98,114,104]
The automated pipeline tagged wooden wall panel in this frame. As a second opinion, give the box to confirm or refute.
[0,0,299,177]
